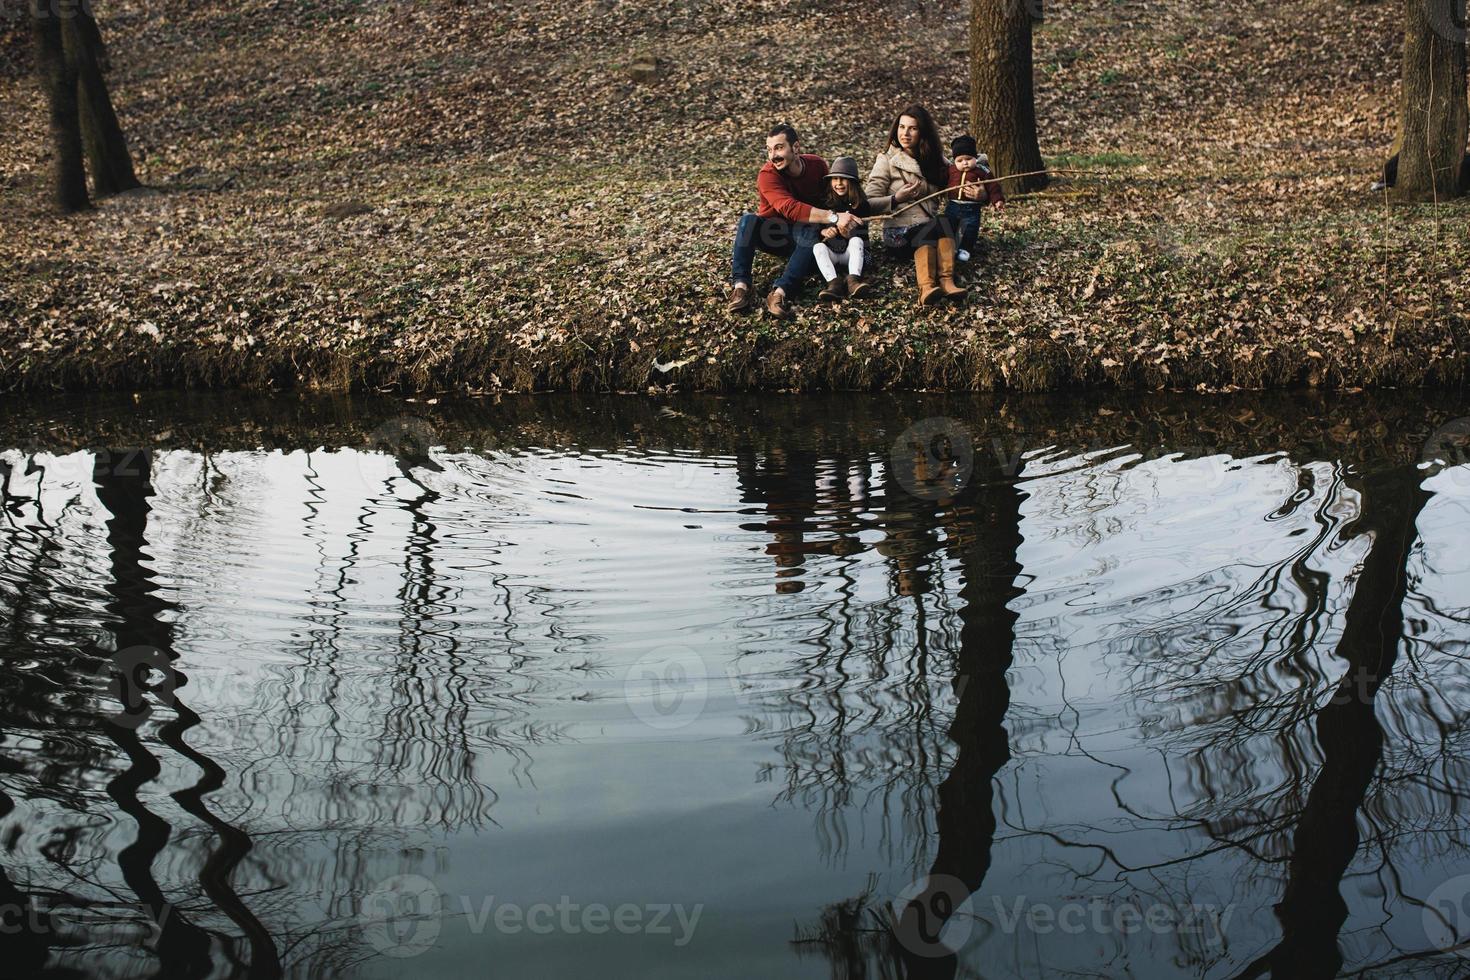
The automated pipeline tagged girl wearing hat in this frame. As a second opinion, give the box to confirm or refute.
[812,156,877,302]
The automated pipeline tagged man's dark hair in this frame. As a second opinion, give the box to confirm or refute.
[767,123,800,146]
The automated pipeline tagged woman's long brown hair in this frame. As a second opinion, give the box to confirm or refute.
[886,103,948,189]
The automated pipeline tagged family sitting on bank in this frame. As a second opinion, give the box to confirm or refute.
[727,103,1005,319]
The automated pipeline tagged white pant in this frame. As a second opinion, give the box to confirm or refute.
[813,237,866,281]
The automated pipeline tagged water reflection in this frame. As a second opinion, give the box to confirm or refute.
[0,393,1466,978]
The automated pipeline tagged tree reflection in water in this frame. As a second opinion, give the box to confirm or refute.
[0,446,556,978]
[778,428,1468,977]
[0,394,1465,978]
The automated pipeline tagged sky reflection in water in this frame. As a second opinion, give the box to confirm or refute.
[0,393,1468,979]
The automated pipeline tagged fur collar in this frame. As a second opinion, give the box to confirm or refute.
[882,144,950,185]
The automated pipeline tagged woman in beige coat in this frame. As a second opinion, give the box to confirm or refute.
[864,103,967,305]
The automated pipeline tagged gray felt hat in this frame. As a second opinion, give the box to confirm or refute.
[825,156,860,182]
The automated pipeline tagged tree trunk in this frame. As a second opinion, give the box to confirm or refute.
[1390,0,1468,201]
[970,0,1048,195]
[65,7,139,196]
[31,8,89,213]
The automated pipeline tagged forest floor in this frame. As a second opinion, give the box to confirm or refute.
[1,0,1467,393]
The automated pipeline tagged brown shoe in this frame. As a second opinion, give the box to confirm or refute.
[913,244,942,306]
[818,278,847,302]
[937,238,969,301]
[765,288,793,320]
[727,283,753,314]
[846,274,871,299]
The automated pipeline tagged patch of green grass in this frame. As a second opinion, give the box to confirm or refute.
[1039,46,1085,75]
[1099,68,1123,85]
[995,227,1042,251]
[1048,150,1146,169]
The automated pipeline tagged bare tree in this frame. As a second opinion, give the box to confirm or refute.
[30,0,138,212]
[1387,0,1469,200]
[970,0,1048,194]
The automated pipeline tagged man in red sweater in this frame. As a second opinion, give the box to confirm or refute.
[728,124,865,318]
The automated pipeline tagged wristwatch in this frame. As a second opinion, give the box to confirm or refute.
[828,212,840,225]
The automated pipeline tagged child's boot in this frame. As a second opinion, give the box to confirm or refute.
[818,278,847,302]
[846,274,870,299]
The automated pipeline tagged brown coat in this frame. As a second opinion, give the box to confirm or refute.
[864,145,951,230]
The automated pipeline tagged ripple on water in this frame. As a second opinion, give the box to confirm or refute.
[1,396,1469,979]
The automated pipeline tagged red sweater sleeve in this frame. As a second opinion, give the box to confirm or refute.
[757,167,815,223]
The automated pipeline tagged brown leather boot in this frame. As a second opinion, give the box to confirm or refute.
[913,245,942,306]
[765,287,793,320]
[818,278,847,302]
[936,238,968,301]
[846,274,871,299]
[727,282,753,314]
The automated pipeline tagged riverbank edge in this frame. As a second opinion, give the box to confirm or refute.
[3,313,1467,394]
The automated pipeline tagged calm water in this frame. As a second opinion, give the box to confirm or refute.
[2,392,1469,979]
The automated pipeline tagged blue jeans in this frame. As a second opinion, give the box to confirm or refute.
[730,213,821,294]
[945,201,982,254]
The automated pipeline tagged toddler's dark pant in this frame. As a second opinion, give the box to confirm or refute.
[945,201,983,255]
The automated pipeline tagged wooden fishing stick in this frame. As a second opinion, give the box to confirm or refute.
[872,167,1111,220]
